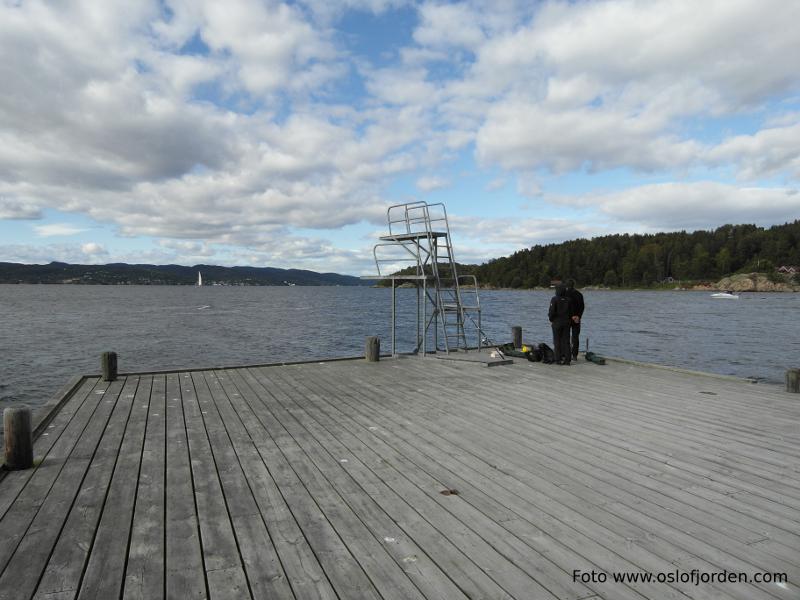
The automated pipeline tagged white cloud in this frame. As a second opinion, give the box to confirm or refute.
[485,177,506,192]
[202,1,335,95]
[550,182,800,230]
[146,52,225,98]
[0,233,379,273]
[707,121,800,180]
[476,103,701,173]
[399,46,450,66]
[81,242,108,256]
[34,223,87,237]
[153,0,338,95]
[526,0,800,107]
[455,0,800,177]
[365,67,439,106]
[450,214,614,248]
[515,174,542,198]
[296,0,411,24]
[0,1,415,252]
[416,175,450,192]
[0,242,108,264]
[158,239,216,257]
[2,0,800,273]
[221,232,380,273]
[414,3,485,49]
[0,197,42,220]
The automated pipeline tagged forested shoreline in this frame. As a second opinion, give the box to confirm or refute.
[471,221,800,289]
[0,262,369,286]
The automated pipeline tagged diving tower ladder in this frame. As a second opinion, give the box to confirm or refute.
[367,201,483,356]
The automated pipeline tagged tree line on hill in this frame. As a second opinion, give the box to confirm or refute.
[471,220,800,288]
[0,262,370,286]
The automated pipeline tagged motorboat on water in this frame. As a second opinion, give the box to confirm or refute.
[711,290,739,298]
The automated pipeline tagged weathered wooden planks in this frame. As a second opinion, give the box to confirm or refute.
[123,374,167,600]
[0,377,131,600]
[32,377,140,600]
[0,355,797,600]
[76,376,153,600]
[165,374,206,600]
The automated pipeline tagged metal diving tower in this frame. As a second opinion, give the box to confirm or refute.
[366,201,484,356]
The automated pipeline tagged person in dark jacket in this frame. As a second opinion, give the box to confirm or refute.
[564,279,584,360]
[548,284,572,365]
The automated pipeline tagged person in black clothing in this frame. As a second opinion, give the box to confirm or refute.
[548,284,572,365]
[564,279,584,360]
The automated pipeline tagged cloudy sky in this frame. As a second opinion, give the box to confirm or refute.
[1,0,799,274]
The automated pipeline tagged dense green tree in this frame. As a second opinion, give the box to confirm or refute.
[690,244,713,279]
[471,220,800,288]
[715,247,732,274]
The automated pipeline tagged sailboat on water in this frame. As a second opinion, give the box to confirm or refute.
[196,271,203,286]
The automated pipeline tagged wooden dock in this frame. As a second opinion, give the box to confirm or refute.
[0,355,798,600]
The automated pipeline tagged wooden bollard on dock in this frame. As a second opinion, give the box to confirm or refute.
[365,336,380,362]
[101,351,118,382]
[4,406,33,470]
[512,326,522,349]
[787,369,800,393]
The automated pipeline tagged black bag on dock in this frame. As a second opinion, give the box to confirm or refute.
[585,351,606,365]
[528,346,543,362]
[538,343,555,364]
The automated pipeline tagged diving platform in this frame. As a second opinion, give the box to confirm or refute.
[378,231,448,242]
[0,355,798,600]
[368,201,485,356]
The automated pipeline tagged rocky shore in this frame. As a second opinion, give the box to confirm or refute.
[694,272,798,293]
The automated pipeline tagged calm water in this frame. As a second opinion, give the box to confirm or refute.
[1,285,798,407]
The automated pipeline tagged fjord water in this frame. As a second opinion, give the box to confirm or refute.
[1,285,798,407]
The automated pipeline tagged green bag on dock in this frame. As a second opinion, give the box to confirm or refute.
[497,343,528,358]
[497,342,541,361]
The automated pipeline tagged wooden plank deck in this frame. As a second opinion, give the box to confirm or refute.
[0,356,798,600]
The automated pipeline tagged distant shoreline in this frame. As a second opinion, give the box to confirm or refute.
[0,261,369,287]
[480,271,799,293]
[0,281,358,286]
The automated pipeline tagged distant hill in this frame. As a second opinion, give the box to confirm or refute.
[0,262,370,286]
[473,220,800,288]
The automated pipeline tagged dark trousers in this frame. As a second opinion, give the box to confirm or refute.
[570,321,581,358]
[552,322,571,364]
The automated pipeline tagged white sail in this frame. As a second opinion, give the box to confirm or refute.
[197,271,202,286]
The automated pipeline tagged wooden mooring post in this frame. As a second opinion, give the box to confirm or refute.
[365,336,380,362]
[4,406,33,470]
[512,326,522,349]
[101,351,117,382]
[787,368,800,393]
